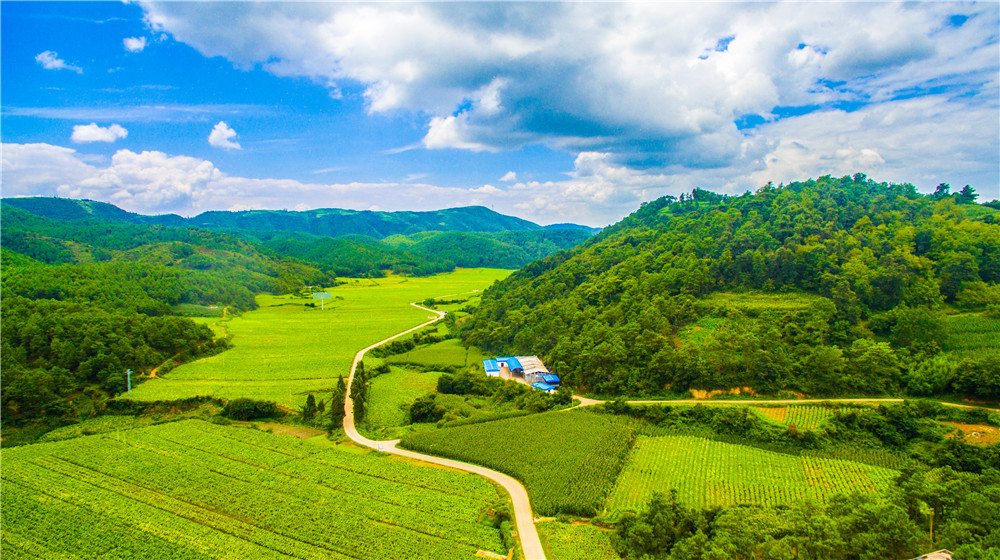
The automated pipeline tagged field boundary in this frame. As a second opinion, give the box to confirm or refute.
[574,396,999,412]
[343,302,547,560]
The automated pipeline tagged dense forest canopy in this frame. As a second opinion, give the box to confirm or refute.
[463,175,1000,399]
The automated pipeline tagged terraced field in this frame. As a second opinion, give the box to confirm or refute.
[130,269,510,408]
[1,420,507,560]
[606,435,898,512]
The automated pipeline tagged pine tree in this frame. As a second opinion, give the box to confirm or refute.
[301,393,317,421]
[328,375,347,434]
[350,363,367,423]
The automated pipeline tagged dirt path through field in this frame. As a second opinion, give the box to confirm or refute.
[343,302,547,560]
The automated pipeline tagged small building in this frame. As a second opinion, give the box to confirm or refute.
[482,359,500,377]
[497,356,524,376]
[531,382,557,393]
[542,373,561,386]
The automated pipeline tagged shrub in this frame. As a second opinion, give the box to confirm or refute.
[222,398,281,421]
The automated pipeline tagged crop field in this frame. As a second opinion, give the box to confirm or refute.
[701,291,829,315]
[1,419,507,560]
[385,338,484,370]
[751,406,834,430]
[366,366,443,435]
[130,269,510,408]
[537,522,618,560]
[402,409,636,516]
[606,435,898,512]
[942,311,1000,357]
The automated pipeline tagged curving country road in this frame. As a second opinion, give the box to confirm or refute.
[342,302,548,560]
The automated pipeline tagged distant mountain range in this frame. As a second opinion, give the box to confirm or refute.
[1,196,599,281]
[1,197,601,238]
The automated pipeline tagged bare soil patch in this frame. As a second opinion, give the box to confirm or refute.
[240,421,327,440]
[942,421,999,446]
[689,386,759,399]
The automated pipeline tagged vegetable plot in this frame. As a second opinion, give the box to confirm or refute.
[607,435,898,512]
[1,419,506,560]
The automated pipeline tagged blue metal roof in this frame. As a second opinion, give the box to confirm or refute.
[542,374,561,384]
[531,382,556,392]
[483,359,499,373]
[506,357,523,370]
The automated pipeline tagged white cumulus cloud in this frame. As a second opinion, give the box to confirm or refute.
[35,51,82,73]
[208,121,241,150]
[71,123,129,143]
[500,171,517,182]
[141,2,998,177]
[123,37,148,53]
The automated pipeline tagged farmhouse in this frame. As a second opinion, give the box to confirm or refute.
[496,356,523,376]
[482,358,500,377]
[486,355,561,391]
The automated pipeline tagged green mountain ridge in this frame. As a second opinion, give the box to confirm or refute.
[1,197,596,277]
[2,196,598,237]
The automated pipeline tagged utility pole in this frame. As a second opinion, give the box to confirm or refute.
[126,369,133,397]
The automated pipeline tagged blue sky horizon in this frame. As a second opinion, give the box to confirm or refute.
[2,2,998,227]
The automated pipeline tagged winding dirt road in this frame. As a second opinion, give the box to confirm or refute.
[342,302,547,560]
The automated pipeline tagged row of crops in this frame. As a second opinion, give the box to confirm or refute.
[1,420,507,560]
[751,405,834,430]
[605,435,898,512]
[401,409,635,516]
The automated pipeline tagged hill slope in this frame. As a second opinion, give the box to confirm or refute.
[463,175,1000,399]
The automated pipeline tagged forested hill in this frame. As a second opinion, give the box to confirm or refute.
[463,175,1000,399]
[2,197,597,237]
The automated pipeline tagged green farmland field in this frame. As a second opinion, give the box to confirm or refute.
[701,291,830,314]
[537,521,619,560]
[606,435,898,512]
[385,338,485,370]
[1,420,507,560]
[366,365,443,435]
[943,311,1000,357]
[402,409,636,516]
[130,269,510,408]
[751,405,834,430]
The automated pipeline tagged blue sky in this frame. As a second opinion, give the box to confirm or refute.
[2,2,998,226]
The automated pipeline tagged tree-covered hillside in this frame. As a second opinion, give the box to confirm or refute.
[384,229,594,269]
[464,175,1000,399]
